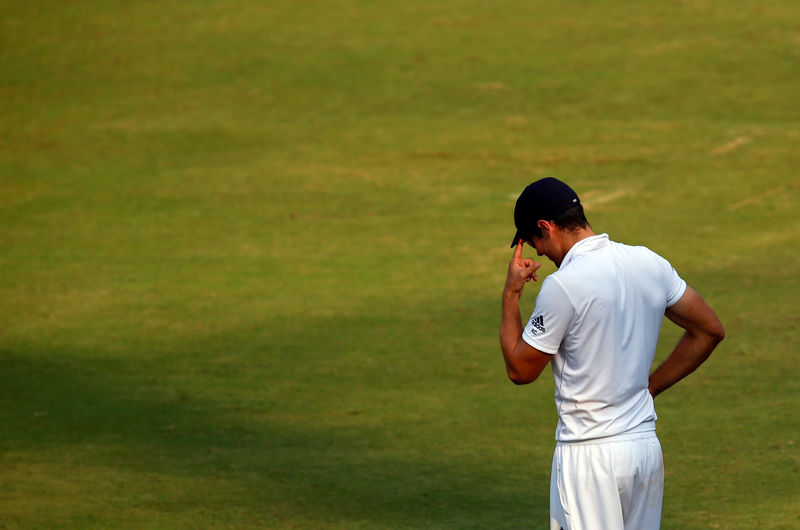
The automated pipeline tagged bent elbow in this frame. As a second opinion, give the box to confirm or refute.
[507,368,536,385]
[711,322,726,345]
[509,375,533,385]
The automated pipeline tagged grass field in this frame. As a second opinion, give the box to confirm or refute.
[1,0,799,528]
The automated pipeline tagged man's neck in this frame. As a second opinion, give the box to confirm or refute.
[553,226,597,267]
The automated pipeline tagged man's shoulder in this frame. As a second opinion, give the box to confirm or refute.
[605,239,681,285]
[559,237,671,282]
[607,238,667,262]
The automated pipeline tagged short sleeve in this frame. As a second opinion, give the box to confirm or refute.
[661,258,687,307]
[522,276,573,354]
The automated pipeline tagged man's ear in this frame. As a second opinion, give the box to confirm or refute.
[537,220,551,236]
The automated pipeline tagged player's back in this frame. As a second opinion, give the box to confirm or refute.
[543,234,686,441]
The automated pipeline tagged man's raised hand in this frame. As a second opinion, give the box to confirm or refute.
[505,240,541,299]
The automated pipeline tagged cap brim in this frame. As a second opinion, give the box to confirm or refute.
[510,230,523,248]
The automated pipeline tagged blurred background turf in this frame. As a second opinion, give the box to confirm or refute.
[1,1,798,528]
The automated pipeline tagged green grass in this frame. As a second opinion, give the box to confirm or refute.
[1,0,798,528]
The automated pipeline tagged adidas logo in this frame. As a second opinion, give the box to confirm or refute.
[530,315,546,334]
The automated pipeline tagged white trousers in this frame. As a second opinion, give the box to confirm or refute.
[549,432,664,530]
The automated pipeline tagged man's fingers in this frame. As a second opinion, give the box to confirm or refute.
[521,260,540,271]
[524,260,541,282]
[513,239,524,260]
[507,245,543,290]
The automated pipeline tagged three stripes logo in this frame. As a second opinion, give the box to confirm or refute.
[530,315,546,334]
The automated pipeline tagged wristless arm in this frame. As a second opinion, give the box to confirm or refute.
[649,286,725,398]
[500,288,551,384]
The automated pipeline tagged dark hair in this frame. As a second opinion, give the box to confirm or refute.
[527,204,590,239]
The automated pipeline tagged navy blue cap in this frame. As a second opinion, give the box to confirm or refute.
[511,178,581,247]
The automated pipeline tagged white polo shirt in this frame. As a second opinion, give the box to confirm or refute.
[522,234,686,443]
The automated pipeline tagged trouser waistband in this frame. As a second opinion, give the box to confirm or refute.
[557,422,657,446]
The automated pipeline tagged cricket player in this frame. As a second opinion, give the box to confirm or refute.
[499,178,725,530]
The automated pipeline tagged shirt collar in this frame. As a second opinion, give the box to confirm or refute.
[560,233,610,268]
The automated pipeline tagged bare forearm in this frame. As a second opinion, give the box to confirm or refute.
[499,288,551,384]
[500,288,523,358]
[649,330,721,398]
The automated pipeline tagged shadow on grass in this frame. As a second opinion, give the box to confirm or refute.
[0,347,549,528]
